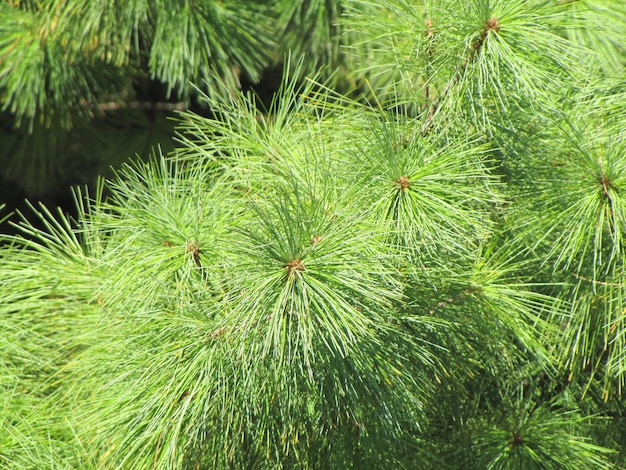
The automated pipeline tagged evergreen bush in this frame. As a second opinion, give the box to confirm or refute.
[1,0,626,468]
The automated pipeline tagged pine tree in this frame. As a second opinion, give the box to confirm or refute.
[2,0,626,468]
[0,0,345,199]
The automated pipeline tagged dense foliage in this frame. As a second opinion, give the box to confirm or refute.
[2,0,626,468]
[0,0,347,199]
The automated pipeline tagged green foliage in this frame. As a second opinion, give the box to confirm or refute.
[0,0,347,196]
[2,0,626,468]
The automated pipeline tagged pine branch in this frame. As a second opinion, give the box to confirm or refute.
[86,100,188,112]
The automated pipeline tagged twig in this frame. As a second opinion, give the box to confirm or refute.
[86,100,188,112]
[571,272,624,287]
